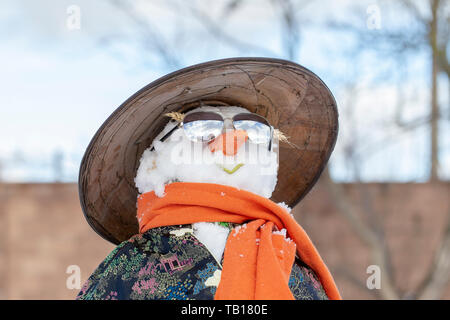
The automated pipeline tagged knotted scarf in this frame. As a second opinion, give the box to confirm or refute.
[137,182,341,300]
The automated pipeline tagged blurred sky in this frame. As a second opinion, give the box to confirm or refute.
[0,0,448,182]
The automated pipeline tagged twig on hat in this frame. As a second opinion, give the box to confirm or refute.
[165,112,185,122]
[273,129,300,149]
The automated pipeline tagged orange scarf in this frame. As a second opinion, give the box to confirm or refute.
[137,182,341,300]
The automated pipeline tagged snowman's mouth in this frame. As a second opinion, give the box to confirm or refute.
[217,163,245,174]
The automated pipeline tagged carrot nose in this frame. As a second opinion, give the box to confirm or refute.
[208,130,248,156]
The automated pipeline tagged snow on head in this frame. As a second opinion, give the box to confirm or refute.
[135,106,279,198]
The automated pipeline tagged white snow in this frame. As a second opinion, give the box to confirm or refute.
[232,223,247,237]
[272,228,287,236]
[273,228,294,243]
[192,222,230,264]
[277,202,292,213]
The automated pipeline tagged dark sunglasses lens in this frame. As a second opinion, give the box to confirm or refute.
[233,120,271,144]
[183,120,223,142]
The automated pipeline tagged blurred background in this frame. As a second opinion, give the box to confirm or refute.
[0,0,449,299]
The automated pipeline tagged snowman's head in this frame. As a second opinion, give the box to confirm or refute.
[135,106,280,198]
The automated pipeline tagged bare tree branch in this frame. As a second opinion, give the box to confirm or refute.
[109,0,182,68]
[400,0,428,24]
[323,167,400,299]
[187,3,280,57]
[415,207,450,299]
[270,0,301,60]
[334,266,380,299]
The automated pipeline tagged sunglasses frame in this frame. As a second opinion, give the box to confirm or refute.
[151,111,274,151]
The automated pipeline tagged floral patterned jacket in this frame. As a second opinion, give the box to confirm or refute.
[77,225,328,300]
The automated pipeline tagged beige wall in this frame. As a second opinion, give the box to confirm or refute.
[0,182,448,299]
[0,183,114,299]
[294,181,450,299]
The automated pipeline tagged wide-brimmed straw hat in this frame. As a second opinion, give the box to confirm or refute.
[79,57,338,244]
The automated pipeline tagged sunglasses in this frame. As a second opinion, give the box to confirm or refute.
[153,111,274,150]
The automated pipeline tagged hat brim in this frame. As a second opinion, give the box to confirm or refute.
[79,57,338,244]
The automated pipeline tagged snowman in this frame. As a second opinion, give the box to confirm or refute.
[77,58,341,300]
